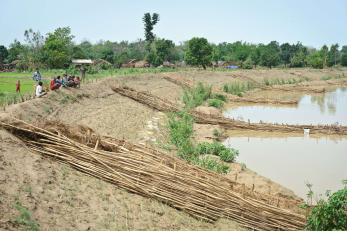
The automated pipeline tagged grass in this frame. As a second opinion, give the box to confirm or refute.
[223,81,256,96]
[14,201,39,231]
[182,82,212,109]
[263,77,306,86]
[0,67,175,106]
[195,141,239,162]
[167,110,238,174]
[207,98,224,108]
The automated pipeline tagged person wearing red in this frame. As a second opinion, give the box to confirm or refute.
[16,80,21,93]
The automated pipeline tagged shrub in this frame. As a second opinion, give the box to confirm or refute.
[193,156,230,174]
[167,112,196,160]
[182,82,211,109]
[195,141,239,162]
[306,187,347,231]
[207,98,224,108]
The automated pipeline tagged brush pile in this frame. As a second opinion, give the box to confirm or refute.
[1,119,306,231]
[111,85,347,135]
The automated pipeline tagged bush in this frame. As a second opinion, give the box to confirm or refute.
[195,142,239,162]
[182,82,211,109]
[207,98,224,108]
[306,187,347,231]
[192,156,230,174]
[167,112,196,160]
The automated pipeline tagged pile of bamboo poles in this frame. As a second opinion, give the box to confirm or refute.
[0,119,306,230]
[111,85,347,135]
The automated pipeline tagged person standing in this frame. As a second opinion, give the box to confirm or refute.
[32,69,42,82]
[16,80,21,93]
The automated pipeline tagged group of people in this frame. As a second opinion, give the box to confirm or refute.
[33,70,81,98]
[50,74,81,90]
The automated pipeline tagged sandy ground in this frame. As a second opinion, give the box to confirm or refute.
[1,68,347,230]
[0,130,244,231]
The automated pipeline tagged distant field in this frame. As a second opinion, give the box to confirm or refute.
[0,67,177,105]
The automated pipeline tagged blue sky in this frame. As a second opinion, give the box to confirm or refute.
[1,0,346,48]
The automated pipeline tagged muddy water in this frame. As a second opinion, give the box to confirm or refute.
[224,135,347,199]
[224,88,347,125]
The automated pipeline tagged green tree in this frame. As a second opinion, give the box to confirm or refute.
[327,44,339,67]
[143,13,160,46]
[185,37,212,69]
[259,41,280,68]
[341,45,347,67]
[250,45,261,68]
[307,51,324,69]
[280,43,292,67]
[0,45,8,64]
[43,27,74,68]
[321,45,329,67]
[147,38,175,66]
[290,50,306,67]
[23,29,45,69]
[7,40,25,63]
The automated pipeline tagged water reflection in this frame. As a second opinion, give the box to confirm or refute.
[224,135,347,199]
[224,88,347,125]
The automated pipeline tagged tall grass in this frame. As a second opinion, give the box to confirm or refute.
[223,81,256,96]
[182,82,212,109]
[263,77,307,86]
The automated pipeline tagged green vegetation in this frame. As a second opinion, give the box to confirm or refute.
[185,37,213,69]
[167,83,237,174]
[223,81,256,96]
[207,98,224,108]
[195,142,238,162]
[263,77,305,86]
[306,185,347,231]
[182,82,212,109]
[14,201,39,231]
[167,111,235,174]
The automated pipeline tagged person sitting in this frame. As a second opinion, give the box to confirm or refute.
[62,74,68,87]
[49,76,62,90]
[35,81,47,97]
[74,76,81,88]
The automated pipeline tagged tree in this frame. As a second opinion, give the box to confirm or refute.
[259,41,280,68]
[341,46,347,67]
[185,37,212,69]
[147,38,175,66]
[321,45,329,67]
[280,43,292,67]
[7,40,25,63]
[23,29,45,69]
[327,44,339,67]
[250,45,261,68]
[307,51,323,69]
[43,27,74,68]
[143,13,160,46]
[0,45,8,64]
[290,50,306,67]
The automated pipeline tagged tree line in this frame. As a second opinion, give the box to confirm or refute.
[0,13,347,70]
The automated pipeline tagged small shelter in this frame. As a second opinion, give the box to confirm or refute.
[72,59,93,81]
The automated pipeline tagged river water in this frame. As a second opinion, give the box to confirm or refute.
[224,88,347,125]
[223,88,347,199]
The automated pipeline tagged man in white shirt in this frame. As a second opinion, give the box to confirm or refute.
[35,81,47,97]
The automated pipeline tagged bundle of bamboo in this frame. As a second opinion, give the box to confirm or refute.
[111,85,347,135]
[0,119,306,230]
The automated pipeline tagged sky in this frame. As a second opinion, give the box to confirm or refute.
[1,0,347,48]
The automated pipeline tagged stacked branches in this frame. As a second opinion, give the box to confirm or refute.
[0,119,306,231]
[111,85,347,135]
